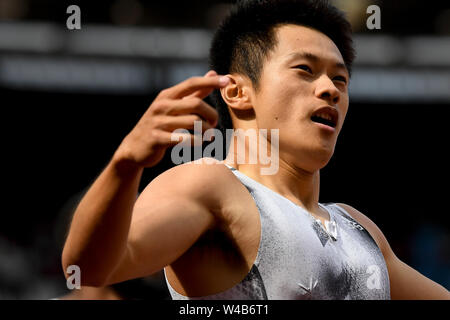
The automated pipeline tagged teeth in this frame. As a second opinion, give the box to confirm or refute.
[317,112,332,121]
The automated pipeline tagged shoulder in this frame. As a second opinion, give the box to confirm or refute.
[135,158,239,213]
[334,203,394,259]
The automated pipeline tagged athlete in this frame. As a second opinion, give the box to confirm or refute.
[62,0,450,299]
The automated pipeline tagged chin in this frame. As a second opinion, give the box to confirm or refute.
[282,147,334,173]
[279,137,336,171]
[304,156,332,172]
[303,145,336,172]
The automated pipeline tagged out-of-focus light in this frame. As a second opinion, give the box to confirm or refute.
[354,35,403,65]
[350,68,450,103]
[0,22,212,59]
[66,26,212,59]
[407,37,450,66]
[1,22,448,67]
[0,55,152,93]
[0,54,209,94]
[1,22,449,101]
[0,22,62,52]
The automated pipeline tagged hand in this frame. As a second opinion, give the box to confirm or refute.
[114,70,229,168]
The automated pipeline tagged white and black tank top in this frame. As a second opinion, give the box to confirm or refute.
[165,165,390,299]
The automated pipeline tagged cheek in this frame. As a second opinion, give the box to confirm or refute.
[255,83,291,123]
[272,87,310,121]
[339,96,349,120]
[254,72,312,127]
[336,102,349,134]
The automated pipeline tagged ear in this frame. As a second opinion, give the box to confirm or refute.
[219,74,254,111]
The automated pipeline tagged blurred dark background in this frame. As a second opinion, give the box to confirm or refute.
[0,0,449,299]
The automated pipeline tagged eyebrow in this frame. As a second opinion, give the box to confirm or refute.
[286,51,348,74]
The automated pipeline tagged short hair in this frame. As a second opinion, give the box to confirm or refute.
[209,0,356,133]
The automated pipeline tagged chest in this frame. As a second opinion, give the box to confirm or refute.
[252,198,390,299]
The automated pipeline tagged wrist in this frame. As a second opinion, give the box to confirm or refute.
[110,149,143,177]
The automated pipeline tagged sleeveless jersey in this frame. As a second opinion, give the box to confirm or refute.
[165,165,390,299]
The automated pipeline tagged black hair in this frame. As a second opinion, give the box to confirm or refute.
[209,0,356,133]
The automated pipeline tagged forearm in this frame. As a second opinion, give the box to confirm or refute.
[62,153,143,286]
[61,71,224,285]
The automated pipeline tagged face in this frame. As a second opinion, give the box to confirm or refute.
[251,24,350,173]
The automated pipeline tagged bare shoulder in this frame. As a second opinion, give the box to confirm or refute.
[135,158,238,213]
[335,203,393,257]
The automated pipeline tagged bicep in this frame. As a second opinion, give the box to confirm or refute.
[105,167,217,285]
[386,255,450,299]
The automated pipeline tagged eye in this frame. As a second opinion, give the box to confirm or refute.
[333,76,348,84]
[295,65,313,73]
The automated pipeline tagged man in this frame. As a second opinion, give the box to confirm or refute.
[62,0,450,299]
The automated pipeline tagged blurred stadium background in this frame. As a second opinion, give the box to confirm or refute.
[0,0,449,299]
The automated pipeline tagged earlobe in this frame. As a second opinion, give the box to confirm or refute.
[220,74,253,111]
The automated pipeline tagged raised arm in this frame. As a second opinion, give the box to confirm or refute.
[337,203,450,300]
[62,71,230,286]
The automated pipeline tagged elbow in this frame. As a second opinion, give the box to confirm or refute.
[61,248,80,282]
[61,252,110,288]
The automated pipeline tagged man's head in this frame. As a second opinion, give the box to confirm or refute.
[209,0,355,172]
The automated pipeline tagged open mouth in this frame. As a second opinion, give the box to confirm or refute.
[310,107,338,129]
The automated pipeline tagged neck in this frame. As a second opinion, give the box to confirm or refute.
[225,136,323,217]
[234,161,320,212]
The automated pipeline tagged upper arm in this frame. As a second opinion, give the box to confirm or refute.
[105,161,226,285]
[337,203,450,300]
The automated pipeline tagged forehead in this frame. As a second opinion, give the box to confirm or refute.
[270,24,345,66]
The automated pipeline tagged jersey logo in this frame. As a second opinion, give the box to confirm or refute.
[346,220,365,231]
[324,220,338,241]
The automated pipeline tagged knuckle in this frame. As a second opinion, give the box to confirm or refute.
[150,99,169,114]
[187,97,204,110]
[151,116,167,129]
[158,88,170,97]
[149,129,165,144]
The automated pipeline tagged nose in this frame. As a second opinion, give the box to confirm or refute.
[315,75,340,105]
